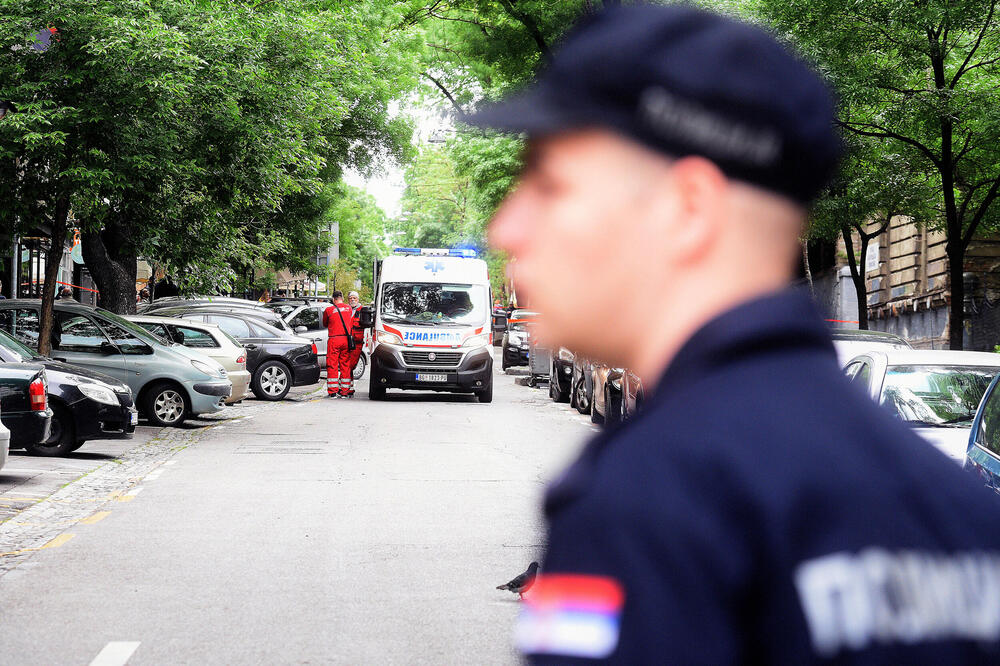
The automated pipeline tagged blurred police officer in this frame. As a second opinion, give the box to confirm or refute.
[470,5,1000,663]
[322,290,355,398]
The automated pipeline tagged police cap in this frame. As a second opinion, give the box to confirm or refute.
[464,5,842,204]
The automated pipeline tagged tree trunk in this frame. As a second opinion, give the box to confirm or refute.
[841,226,869,330]
[947,243,965,350]
[81,218,138,315]
[37,194,71,356]
[801,240,814,295]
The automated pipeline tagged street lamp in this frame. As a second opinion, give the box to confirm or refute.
[0,101,17,121]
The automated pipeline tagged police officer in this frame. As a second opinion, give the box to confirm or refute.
[347,290,365,379]
[322,290,355,398]
[470,5,1000,663]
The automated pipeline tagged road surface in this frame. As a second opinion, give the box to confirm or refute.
[0,361,590,664]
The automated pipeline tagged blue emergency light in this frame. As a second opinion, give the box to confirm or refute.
[393,247,479,258]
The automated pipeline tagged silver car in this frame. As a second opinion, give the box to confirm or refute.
[0,300,232,427]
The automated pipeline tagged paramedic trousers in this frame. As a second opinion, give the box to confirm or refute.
[326,337,353,396]
[349,346,363,374]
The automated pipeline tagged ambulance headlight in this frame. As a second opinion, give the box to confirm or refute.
[376,330,403,346]
[462,333,490,348]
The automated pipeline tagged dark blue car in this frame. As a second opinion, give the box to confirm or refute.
[965,373,1000,493]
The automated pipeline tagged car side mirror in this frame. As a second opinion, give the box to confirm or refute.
[99,341,119,355]
[359,306,374,329]
[294,325,308,334]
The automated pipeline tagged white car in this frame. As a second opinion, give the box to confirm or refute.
[831,329,911,365]
[844,350,1000,465]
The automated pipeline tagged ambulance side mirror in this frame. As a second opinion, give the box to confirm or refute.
[359,306,374,329]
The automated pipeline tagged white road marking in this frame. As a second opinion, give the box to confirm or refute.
[88,641,140,666]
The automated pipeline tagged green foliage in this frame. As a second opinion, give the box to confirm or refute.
[327,184,391,296]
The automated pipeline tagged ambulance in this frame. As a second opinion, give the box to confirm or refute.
[364,248,494,402]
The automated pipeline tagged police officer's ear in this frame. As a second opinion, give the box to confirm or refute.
[658,155,728,264]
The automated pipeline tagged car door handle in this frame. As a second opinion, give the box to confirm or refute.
[245,344,258,350]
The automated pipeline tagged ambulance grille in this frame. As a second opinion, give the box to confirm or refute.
[401,351,463,367]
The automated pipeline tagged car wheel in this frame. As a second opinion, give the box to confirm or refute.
[501,352,510,371]
[144,382,189,427]
[478,380,493,403]
[605,383,623,425]
[252,360,291,401]
[26,402,76,456]
[591,399,604,425]
[576,377,591,414]
[352,352,367,380]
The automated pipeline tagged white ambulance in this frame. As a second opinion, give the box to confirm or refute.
[365,248,494,402]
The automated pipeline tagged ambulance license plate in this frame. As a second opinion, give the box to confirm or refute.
[416,373,447,383]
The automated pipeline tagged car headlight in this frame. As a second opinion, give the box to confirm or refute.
[191,359,221,377]
[462,333,490,348]
[558,348,574,362]
[377,330,403,346]
[508,333,522,345]
[79,383,119,406]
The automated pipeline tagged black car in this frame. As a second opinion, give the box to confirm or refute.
[149,310,320,400]
[501,310,537,370]
[0,329,136,456]
[151,304,292,332]
[0,363,52,450]
[549,347,575,403]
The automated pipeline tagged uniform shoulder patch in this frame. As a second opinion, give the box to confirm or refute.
[515,574,625,659]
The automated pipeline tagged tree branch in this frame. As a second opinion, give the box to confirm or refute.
[837,120,942,169]
[496,0,550,57]
[962,176,1000,249]
[423,73,464,115]
[950,0,997,88]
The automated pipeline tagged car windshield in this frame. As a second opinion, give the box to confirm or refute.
[264,303,298,317]
[508,311,538,332]
[881,365,1000,427]
[96,309,164,345]
[381,283,487,327]
[0,328,36,361]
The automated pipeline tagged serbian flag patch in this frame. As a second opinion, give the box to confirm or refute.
[514,574,625,659]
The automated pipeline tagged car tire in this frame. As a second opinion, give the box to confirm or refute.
[144,382,189,427]
[605,383,623,425]
[478,380,493,404]
[352,352,367,380]
[252,360,291,401]
[369,365,386,401]
[26,402,76,457]
[575,378,591,415]
[591,400,604,425]
[550,364,569,403]
[501,353,510,371]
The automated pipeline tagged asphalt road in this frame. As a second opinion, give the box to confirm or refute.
[0,359,590,664]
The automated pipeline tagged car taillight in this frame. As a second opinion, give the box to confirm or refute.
[311,343,318,355]
[236,354,246,367]
[29,377,46,411]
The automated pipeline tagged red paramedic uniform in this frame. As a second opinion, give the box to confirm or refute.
[323,301,355,396]
[349,305,364,376]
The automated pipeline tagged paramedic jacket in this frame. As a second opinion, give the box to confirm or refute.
[523,288,1000,664]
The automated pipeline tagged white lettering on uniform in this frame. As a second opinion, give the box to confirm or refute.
[795,549,1000,657]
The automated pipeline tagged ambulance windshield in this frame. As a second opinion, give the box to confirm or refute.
[381,283,488,327]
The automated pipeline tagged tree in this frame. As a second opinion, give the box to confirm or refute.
[810,137,935,328]
[0,0,416,349]
[757,0,1000,348]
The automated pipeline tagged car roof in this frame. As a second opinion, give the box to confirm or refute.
[829,328,911,346]
[858,350,1000,366]
[0,298,111,316]
[127,315,223,331]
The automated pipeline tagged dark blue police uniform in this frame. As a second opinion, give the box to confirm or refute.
[524,288,1000,663]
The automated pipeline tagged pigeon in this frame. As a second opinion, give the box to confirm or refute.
[496,561,540,600]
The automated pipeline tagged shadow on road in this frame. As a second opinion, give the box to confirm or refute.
[372,392,479,403]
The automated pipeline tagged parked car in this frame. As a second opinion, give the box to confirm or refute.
[0,406,8,472]
[151,304,292,333]
[570,356,594,415]
[0,329,137,455]
[491,309,508,347]
[549,347,575,402]
[0,300,231,427]
[139,296,264,314]
[965,372,1000,494]
[0,363,52,450]
[845,350,1000,465]
[832,329,911,365]
[591,364,624,425]
[149,310,321,401]
[263,298,368,379]
[622,368,644,420]
[128,316,251,405]
[501,310,537,370]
